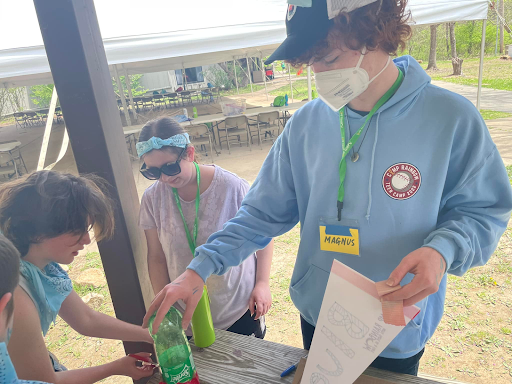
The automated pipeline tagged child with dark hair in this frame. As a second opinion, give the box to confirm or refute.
[0,171,154,384]
[0,234,48,383]
[138,117,273,338]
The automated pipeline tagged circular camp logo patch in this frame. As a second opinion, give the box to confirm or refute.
[287,5,297,21]
[382,163,421,200]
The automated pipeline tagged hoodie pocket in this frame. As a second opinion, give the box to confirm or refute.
[289,264,330,325]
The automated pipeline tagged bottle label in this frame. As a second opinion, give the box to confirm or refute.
[162,353,196,384]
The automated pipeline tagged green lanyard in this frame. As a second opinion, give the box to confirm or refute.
[337,69,404,221]
[172,162,200,255]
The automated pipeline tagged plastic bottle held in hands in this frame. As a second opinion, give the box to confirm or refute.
[190,285,216,348]
[149,308,200,384]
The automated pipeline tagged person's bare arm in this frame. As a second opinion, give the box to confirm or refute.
[249,240,274,319]
[59,291,153,344]
[145,228,171,295]
[9,287,153,384]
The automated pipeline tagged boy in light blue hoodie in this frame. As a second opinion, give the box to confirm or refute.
[0,235,48,384]
[144,0,512,376]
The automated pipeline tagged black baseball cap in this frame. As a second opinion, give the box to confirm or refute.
[265,1,333,65]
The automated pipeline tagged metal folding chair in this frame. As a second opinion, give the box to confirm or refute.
[218,115,252,154]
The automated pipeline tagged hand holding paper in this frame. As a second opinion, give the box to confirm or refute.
[381,247,446,307]
[301,260,420,384]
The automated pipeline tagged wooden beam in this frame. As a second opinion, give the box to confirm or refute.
[32,0,153,358]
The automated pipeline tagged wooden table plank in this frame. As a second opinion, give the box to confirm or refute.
[147,330,464,384]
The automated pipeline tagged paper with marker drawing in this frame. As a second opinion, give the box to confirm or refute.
[301,260,420,384]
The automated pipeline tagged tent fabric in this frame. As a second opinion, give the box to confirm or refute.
[407,0,489,25]
[0,0,488,87]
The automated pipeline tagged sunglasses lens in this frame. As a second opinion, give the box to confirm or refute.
[161,163,181,177]
[141,168,161,180]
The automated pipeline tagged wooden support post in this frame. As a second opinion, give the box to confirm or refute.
[33,0,153,362]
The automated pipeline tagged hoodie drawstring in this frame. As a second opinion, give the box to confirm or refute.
[366,112,381,223]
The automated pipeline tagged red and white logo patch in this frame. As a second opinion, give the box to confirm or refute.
[287,5,297,21]
[382,163,421,200]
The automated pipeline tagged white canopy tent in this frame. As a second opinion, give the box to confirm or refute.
[0,0,489,105]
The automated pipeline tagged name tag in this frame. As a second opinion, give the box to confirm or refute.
[320,224,360,256]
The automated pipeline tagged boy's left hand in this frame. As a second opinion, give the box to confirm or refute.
[382,247,447,307]
[249,282,272,320]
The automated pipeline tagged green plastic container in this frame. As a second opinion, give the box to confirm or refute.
[190,285,215,348]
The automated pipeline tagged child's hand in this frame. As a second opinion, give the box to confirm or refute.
[249,281,272,320]
[142,327,154,344]
[114,353,155,380]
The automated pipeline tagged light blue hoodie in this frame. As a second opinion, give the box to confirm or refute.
[189,56,512,359]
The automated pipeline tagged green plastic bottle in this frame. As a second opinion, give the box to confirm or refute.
[191,286,215,348]
[192,107,198,118]
[149,308,200,384]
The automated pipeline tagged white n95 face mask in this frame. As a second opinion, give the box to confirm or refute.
[315,48,391,112]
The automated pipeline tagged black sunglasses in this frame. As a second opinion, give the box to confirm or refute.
[140,147,187,180]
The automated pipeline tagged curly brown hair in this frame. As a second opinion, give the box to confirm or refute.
[288,0,412,67]
[0,171,115,256]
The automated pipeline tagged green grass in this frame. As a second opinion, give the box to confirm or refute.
[84,252,103,270]
[269,79,316,101]
[220,83,265,97]
[422,57,512,91]
[72,282,108,299]
[506,165,512,183]
[0,116,15,127]
[479,109,512,120]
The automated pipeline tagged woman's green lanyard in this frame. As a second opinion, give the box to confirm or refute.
[337,69,404,221]
[171,162,216,349]
[172,162,200,255]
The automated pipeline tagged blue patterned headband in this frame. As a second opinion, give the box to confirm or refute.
[136,133,190,158]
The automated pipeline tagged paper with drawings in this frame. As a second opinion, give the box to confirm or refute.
[301,260,420,384]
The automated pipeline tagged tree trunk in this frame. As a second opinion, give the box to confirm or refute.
[446,24,450,55]
[451,57,464,75]
[449,23,457,58]
[427,24,439,70]
[449,22,463,75]
[500,0,505,54]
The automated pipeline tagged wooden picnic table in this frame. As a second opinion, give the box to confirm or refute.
[147,330,463,384]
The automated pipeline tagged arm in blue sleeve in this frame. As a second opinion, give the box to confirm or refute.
[189,133,300,281]
[424,146,512,276]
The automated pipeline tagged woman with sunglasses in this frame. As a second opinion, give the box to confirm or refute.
[137,117,273,339]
